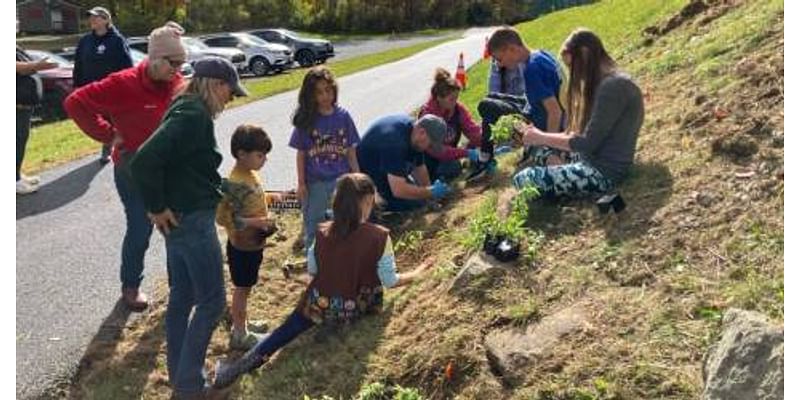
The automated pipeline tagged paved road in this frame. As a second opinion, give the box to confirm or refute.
[331,31,459,62]
[16,27,493,398]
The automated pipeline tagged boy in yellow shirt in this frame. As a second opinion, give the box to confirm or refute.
[217,124,279,350]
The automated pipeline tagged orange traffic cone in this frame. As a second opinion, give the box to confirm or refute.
[483,37,490,60]
[455,52,467,89]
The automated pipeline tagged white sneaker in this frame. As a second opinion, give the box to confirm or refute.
[16,179,39,195]
[20,174,40,185]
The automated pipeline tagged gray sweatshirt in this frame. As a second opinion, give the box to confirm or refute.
[569,72,644,183]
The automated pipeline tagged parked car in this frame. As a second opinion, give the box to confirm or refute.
[181,37,248,73]
[127,36,246,73]
[198,32,293,76]
[25,49,74,120]
[26,50,73,68]
[249,28,334,67]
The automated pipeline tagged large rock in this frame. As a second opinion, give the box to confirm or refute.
[703,308,783,400]
[484,306,588,385]
[448,253,508,293]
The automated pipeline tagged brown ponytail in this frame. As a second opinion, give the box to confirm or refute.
[430,67,461,99]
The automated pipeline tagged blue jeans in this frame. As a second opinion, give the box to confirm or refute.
[164,209,226,395]
[253,311,314,358]
[113,166,154,289]
[302,179,337,251]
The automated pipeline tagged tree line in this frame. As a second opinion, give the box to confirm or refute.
[26,0,594,35]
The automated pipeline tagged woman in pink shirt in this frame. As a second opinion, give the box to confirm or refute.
[417,67,483,181]
[63,22,186,311]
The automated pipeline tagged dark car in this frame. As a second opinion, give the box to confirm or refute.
[248,28,334,67]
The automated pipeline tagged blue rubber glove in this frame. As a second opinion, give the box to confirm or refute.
[494,145,513,156]
[467,148,480,162]
[429,179,451,199]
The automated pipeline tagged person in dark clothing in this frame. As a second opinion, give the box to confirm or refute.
[16,46,58,195]
[72,6,134,164]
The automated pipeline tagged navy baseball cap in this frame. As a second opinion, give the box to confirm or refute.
[192,57,248,97]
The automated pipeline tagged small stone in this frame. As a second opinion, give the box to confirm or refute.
[485,306,589,385]
[448,253,508,293]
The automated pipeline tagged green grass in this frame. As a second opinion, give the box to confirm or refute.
[52,1,785,399]
[23,36,455,174]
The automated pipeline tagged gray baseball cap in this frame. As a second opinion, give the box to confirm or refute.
[87,6,111,19]
[416,114,447,152]
[192,57,248,97]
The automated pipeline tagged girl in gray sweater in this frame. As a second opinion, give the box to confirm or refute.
[513,28,644,199]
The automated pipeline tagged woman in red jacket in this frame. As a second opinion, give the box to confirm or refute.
[63,22,187,311]
[417,68,484,181]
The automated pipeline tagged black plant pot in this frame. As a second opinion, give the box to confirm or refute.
[482,233,504,256]
[494,238,521,262]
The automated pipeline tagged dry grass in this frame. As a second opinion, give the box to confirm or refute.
[50,0,783,399]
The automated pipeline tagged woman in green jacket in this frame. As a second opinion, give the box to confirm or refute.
[130,57,247,399]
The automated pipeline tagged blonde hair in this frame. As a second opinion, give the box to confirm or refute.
[176,77,226,118]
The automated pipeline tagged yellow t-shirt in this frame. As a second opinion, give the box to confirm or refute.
[216,165,274,251]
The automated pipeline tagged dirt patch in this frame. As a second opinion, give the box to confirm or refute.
[643,0,745,43]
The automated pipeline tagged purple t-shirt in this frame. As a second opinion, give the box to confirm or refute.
[289,106,360,183]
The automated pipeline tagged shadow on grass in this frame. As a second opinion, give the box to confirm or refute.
[523,161,674,243]
[65,300,165,400]
[230,310,394,399]
[17,159,105,220]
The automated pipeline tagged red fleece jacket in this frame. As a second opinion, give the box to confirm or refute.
[63,60,183,165]
[418,96,483,161]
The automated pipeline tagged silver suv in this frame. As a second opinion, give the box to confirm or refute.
[199,32,293,76]
[182,37,247,73]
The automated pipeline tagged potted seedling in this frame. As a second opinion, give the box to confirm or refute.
[490,114,527,147]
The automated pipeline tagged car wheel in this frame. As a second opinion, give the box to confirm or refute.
[296,50,315,68]
[250,57,270,76]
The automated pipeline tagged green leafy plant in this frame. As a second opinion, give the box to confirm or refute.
[394,230,424,254]
[489,114,527,143]
[355,382,425,400]
[461,186,541,255]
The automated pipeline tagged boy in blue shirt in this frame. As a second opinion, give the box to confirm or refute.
[478,27,565,167]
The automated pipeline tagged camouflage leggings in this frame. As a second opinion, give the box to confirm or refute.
[512,147,613,199]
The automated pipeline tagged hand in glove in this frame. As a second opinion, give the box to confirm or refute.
[429,179,452,200]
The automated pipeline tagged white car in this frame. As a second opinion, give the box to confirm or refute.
[181,37,248,73]
[199,32,293,76]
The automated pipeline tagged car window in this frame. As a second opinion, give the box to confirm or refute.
[261,31,279,41]
[205,37,236,47]
[236,34,268,47]
[128,42,148,53]
[26,50,73,68]
[183,37,209,50]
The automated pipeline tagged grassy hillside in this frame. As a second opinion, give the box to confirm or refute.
[54,0,783,399]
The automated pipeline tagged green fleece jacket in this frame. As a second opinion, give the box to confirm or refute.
[130,94,223,214]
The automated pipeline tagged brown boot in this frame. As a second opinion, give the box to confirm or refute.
[122,288,148,312]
